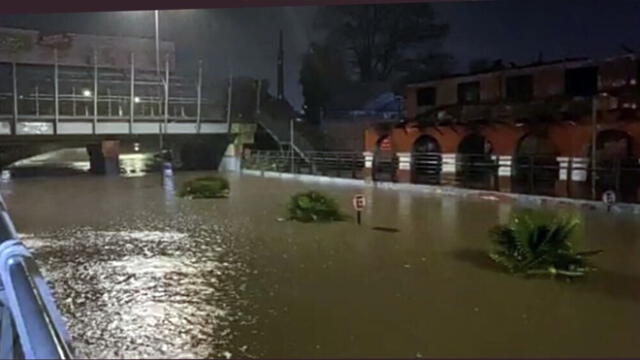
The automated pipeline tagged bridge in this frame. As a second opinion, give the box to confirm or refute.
[0,30,237,174]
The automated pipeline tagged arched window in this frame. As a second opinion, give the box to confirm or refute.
[513,133,558,196]
[457,133,494,189]
[411,135,441,184]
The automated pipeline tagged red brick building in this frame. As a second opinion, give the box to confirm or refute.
[363,54,640,203]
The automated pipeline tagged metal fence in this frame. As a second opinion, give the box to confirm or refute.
[242,150,640,204]
[243,150,367,179]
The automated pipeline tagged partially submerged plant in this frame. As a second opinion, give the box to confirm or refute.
[179,176,230,199]
[489,209,601,278]
[287,191,344,223]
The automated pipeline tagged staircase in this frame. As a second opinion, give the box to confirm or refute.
[255,113,313,162]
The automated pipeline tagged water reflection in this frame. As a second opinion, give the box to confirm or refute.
[3,174,640,358]
[1,170,10,182]
[7,148,158,178]
[162,175,178,211]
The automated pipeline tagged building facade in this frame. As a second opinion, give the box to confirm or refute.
[364,54,640,203]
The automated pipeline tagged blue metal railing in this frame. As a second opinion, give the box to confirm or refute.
[0,195,74,359]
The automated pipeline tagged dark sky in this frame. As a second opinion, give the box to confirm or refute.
[1,0,640,109]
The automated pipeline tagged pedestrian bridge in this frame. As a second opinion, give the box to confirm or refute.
[0,116,228,136]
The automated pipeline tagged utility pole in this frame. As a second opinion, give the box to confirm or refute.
[290,117,294,172]
[226,74,233,134]
[154,10,160,77]
[277,29,284,101]
[255,79,262,115]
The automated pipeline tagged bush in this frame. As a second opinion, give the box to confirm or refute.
[489,209,601,278]
[179,176,230,199]
[287,191,344,223]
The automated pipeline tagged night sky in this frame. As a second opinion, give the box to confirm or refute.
[1,0,639,109]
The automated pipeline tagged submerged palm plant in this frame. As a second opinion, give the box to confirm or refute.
[489,210,601,278]
[287,191,345,223]
[179,176,230,199]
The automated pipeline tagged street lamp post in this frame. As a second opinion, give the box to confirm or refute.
[154,10,160,77]
[290,117,303,173]
[290,117,294,172]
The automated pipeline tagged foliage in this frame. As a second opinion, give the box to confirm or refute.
[489,209,601,278]
[315,3,450,82]
[179,176,230,199]
[394,52,456,89]
[287,191,344,223]
[299,42,349,124]
[0,33,33,53]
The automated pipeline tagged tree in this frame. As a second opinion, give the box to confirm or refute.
[394,52,455,91]
[299,42,349,123]
[315,3,450,82]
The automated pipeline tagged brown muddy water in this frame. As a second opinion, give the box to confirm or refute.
[1,171,640,358]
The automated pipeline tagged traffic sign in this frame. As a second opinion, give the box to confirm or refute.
[353,194,366,211]
[602,190,616,206]
[353,194,366,225]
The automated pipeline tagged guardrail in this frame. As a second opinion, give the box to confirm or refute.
[243,150,640,204]
[0,195,74,359]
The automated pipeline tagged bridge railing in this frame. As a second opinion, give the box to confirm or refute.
[0,195,74,359]
[0,60,227,136]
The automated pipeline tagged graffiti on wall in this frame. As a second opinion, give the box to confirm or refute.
[0,32,32,53]
[0,27,175,71]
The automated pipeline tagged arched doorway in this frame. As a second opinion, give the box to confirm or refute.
[456,133,494,189]
[590,130,638,202]
[411,135,442,184]
[513,133,558,196]
[373,135,398,182]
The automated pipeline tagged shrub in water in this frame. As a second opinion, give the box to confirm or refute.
[489,209,601,278]
[179,176,230,199]
[288,191,344,223]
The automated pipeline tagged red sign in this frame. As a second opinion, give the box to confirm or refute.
[352,194,366,211]
[379,137,392,151]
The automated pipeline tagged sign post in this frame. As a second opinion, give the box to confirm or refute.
[352,194,366,225]
[602,190,616,212]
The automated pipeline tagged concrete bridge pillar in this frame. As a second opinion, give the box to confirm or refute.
[86,140,120,176]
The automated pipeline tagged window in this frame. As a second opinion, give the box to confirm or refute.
[457,81,480,104]
[506,75,533,101]
[565,66,598,97]
[416,87,436,106]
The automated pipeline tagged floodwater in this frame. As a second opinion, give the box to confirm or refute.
[1,169,640,358]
